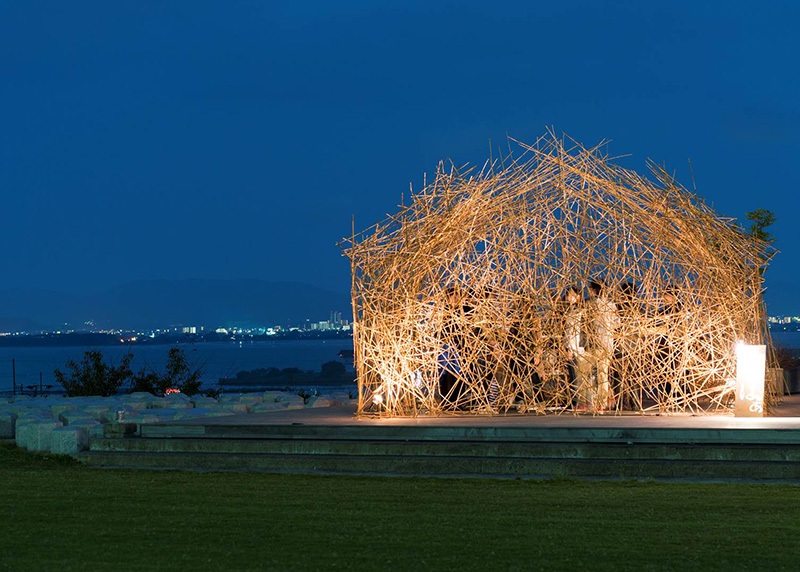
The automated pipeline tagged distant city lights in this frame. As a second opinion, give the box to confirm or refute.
[768,316,800,325]
[0,310,352,339]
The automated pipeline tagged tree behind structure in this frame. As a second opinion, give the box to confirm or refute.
[746,208,776,244]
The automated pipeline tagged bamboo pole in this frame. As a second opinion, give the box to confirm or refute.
[340,134,775,417]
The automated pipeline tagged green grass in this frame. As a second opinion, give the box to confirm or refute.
[1,442,799,571]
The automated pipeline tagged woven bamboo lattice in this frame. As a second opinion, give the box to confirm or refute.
[341,134,775,416]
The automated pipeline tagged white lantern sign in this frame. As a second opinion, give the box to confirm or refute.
[735,342,766,417]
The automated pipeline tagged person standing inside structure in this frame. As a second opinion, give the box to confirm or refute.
[613,281,640,409]
[437,286,472,409]
[586,280,619,411]
[654,287,683,409]
[563,286,590,410]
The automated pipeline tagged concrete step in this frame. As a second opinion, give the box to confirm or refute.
[89,436,800,463]
[77,449,800,482]
[91,408,800,481]
[137,421,800,445]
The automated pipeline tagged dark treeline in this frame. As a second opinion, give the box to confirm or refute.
[220,361,354,387]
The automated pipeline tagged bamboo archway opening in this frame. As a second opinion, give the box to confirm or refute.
[341,134,775,416]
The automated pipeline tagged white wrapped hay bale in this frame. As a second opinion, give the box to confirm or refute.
[15,407,53,422]
[216,402,250,414]
[219,393,263,405]
[121,399,149,411]
[305,396,336,409]
[50,425,89,454]
[261,391,286,403]
[190,396,218,408]
[50,402,78,419]
[68,419,104,439]
[275,393,305,407]
[166,392,193,405]
[0,412,18,438]
[149,408,183,421]
[250,401,289,413]
[173,409,208,420]
[59,410,98,425]
[147,398,192,410]
[14,420,35,449]
[16,419,63,451]
[101,406,140,423]
[69,418,102,430]
[82,404,111,421]
[203,408,241,418]
[33,419,64,451]
[237,394,263,405]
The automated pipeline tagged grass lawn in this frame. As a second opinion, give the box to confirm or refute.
[1,442,799,571]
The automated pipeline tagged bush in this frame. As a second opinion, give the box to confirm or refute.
[130,348,203,396]
[320,360,347,379]
[54,351,134,397]
[233,367,282,384]
[204,386,222,399]
[55,348,204,397]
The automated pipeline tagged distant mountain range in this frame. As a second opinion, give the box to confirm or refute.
[0,279,352,332]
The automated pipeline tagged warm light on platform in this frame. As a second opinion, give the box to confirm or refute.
[735,342,766,417]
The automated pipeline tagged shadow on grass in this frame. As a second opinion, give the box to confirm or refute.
[0,440,80,470]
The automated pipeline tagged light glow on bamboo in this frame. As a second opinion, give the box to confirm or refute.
[342,133,775,417]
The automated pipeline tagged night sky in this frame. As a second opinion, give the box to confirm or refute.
[2,2,798,311]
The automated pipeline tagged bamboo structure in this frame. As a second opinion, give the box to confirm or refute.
[341,134,775,416]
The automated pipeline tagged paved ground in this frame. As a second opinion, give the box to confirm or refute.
[170,394,800,429]
[772,393,800,416]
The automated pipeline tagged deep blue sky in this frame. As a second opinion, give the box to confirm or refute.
[1,2,798,310]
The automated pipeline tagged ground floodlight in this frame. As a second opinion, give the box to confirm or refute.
[735,342,766,417]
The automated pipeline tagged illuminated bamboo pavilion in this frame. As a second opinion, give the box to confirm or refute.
[341,134,776,416]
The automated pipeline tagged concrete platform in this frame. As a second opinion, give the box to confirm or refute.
[156,393,800,424]
[132,395,800,443]
[77,396,800,483]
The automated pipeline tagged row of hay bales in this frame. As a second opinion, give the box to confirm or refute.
[0,390,355,454]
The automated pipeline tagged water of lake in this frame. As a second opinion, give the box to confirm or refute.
[0,339,354,392]
[770,331,800,350]
[4,331,798,393]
